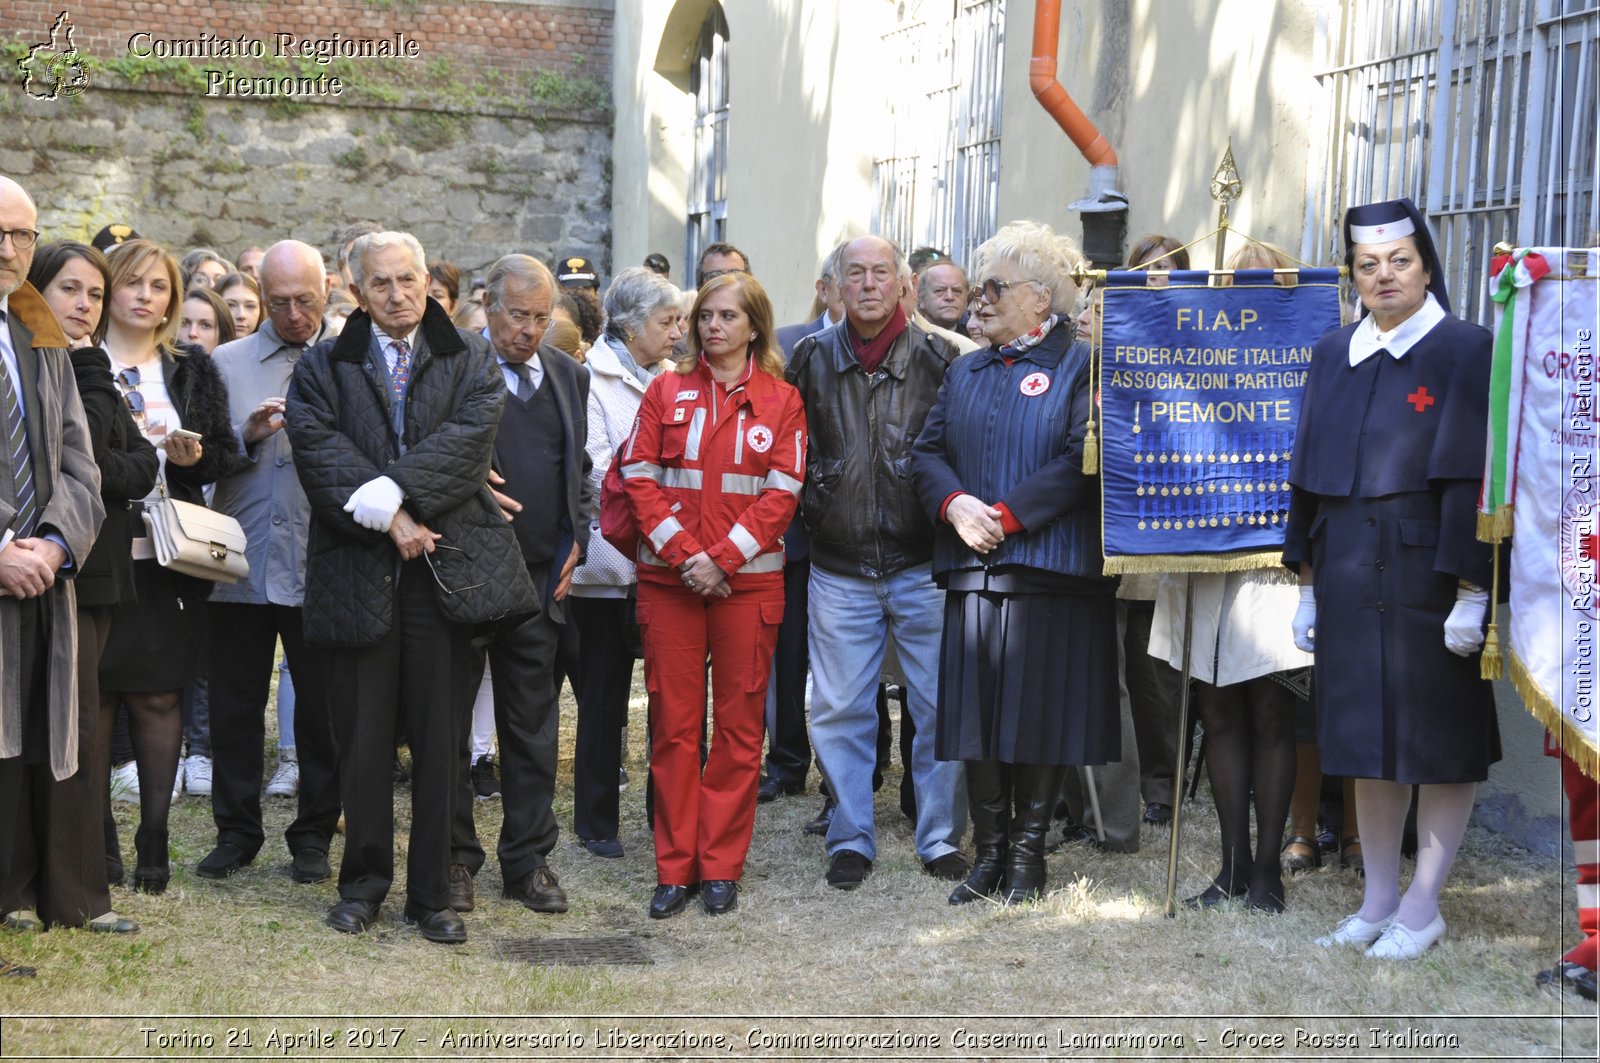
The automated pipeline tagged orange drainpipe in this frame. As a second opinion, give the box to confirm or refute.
[1030,0,1120,188]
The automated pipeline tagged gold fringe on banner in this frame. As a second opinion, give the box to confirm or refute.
[1477,505,1514,543]
[1102,550,1285,576]
[1509,649,1600,783]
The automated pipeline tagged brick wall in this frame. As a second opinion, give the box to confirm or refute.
[7,0,613,84]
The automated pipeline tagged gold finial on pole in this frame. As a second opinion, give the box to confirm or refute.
[1209,139,1243,272]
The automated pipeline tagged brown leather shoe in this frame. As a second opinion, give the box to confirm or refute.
[448,864,475,912]
[503,865,568,913]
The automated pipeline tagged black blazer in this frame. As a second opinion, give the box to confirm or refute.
[69,348,158,608]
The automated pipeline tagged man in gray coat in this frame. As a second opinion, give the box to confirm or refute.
[198,240,341,887]
[0,175,104,977]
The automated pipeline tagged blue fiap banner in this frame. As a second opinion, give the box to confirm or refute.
[1098,270,1343,570]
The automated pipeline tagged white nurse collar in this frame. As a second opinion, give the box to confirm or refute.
[1347,292,1445,365]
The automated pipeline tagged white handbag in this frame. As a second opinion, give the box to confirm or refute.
[140,480,249,583]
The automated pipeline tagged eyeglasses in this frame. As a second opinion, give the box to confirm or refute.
[969,278,1035,306]
[500,308,552,329]
[423,543,487,596]
[0,228,39,251]
[115,366,146,426]
[265,295,321,314]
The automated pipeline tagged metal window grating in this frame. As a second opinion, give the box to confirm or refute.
[873,0,1006,266]
[1305,0,1598,326]
[495,936,654,967]
[687,3,731,282]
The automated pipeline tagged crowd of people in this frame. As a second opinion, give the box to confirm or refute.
[0,170,1592,1000]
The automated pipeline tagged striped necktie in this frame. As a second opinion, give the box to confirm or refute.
[388,337,411,406]
[510,360,533,400]
[0,343,38,538]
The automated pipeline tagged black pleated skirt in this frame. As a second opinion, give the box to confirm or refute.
[99,559,211,693]
[935,586,1120,766]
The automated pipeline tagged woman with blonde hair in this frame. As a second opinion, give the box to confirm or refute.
[621,272,805,918]
[99,239,243,892]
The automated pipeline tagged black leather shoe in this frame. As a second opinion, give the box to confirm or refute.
[503,865,568,913]
[803,798,836,837]
[326,898,379,934]
[579,837,624,859]
[648,883,695,919]
[922,852,971,881]
[196,842,252,880]
[701,879,738,915]
[404,902,467,944]
[290,848,331,884]
[1183,880,1248,910]
[448,864,475,912]
[0,957,36,978]
[1537,960,1598,1001]
[825,850,871,890]
[757,775,804,803]
[1143,802,1173,825]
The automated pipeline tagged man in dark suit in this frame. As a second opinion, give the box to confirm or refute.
[0,176,105,976]
[449,254,592,916]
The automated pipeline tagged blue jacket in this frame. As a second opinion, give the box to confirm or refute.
[911,326,1107,582]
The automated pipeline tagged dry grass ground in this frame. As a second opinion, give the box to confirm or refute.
[2,669,1596,1060]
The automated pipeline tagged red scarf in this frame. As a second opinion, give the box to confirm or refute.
[849,304,908,374]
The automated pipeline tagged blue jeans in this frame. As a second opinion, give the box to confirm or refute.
[807,562,965,862]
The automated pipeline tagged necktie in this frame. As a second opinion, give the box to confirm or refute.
[0,345,38,538]
[389,338,411,406]
[510,361,534,400]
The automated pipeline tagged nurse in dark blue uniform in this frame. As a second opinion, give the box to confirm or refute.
[1284,198,1497,960]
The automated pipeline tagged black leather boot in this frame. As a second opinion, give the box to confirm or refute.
[133,827,169,894]
[950,760,1010,905]
[1001,764,1066,905]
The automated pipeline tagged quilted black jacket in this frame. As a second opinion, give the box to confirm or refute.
[285,301,538,647]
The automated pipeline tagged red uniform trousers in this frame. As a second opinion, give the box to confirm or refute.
[638,576,784,886]
[1560,748,1599,971]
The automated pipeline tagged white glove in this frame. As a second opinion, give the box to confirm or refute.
[1444,586,1490,656]
[1291,584,1317,653]
[343,475,404,532]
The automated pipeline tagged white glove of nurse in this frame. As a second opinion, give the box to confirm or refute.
[344,475,404,532]
[1444,585,1490,656]
[1291,584,1317,653]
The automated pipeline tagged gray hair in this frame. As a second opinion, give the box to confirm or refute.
[483,254,554,311]
[602,266,682,340]
[348,231,427,290]
[971,220,1084,314]
[829,235,906,284]
[819,239,850,283]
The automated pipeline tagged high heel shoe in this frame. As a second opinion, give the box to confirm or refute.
[133,827,169,895]
[1280,834,1321,874]
[1339,835,1364,878]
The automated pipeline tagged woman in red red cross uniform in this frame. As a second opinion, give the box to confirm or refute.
[621,271,806,920]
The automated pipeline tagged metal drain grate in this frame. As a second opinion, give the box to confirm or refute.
[496,935,653,967]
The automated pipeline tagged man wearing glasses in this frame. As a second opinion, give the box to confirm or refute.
[197,240,342,890]
[286,231,535,945]
[0,176,105,977]
[448,254,591,918]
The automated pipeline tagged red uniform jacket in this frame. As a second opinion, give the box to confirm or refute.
[621,358,806,587]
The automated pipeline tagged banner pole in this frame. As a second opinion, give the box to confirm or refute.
[1165,141,1244,917]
